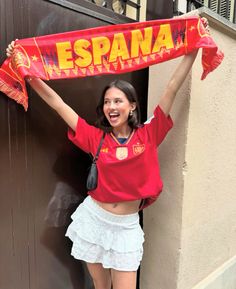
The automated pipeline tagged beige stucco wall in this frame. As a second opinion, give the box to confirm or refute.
[141,9,236,289]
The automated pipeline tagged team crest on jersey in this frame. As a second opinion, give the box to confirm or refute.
[116,147,128,160]
[133,144,145,155]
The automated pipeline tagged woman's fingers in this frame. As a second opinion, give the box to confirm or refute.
[6,47,12,57]
[6,39,17,57]
[6,43,14,57]
[201,17,210,32]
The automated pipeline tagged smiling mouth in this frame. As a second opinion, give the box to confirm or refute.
[109,112,120,122]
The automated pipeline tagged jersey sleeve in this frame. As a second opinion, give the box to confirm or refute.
[144,105,173,147]
[67,116,101,154]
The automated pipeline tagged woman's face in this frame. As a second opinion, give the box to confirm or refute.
[103,87,136,131]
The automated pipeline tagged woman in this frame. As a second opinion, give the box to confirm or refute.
[6,33,200,289]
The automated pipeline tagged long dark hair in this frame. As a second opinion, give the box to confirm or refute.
[96,79,141,131]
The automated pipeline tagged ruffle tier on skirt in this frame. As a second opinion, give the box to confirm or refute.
[65,196,145,271]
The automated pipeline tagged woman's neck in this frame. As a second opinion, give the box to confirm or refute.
[112,127,132,138]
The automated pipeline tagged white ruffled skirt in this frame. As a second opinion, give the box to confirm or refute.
[65,196,144,271]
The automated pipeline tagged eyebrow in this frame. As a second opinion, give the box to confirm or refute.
[104,97,122,101]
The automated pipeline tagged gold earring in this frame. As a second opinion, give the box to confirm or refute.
[129,110,133,116]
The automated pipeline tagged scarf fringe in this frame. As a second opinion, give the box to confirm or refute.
[201,50,224,80]
[0,79,28,111]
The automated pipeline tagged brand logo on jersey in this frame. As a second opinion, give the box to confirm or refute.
[101,147,109,153]
[116,147,128,160]
[133,144,145,155]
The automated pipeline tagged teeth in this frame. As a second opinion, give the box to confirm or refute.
[109,113,119,117]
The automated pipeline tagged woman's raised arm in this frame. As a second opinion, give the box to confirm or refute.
[158,49,198,116]
[6,41,78,131]
[26,77,78,131]
[158,17,209,116]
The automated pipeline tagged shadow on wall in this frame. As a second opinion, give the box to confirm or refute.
[40,144,94,289]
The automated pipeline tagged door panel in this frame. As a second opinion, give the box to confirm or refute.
[0,1,148,289]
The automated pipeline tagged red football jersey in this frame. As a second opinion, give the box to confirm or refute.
[68,105,173,209]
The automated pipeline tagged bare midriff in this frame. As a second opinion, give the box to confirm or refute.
[92,198,142,215]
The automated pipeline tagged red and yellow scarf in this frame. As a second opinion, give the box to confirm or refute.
[0,16,224,110]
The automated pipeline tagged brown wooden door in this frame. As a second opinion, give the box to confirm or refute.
[0,1,148,289]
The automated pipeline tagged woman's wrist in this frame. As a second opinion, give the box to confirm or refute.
[25,76,39,84]
[26,76,34,82]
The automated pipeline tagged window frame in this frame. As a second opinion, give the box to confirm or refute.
[44,0,140,24]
